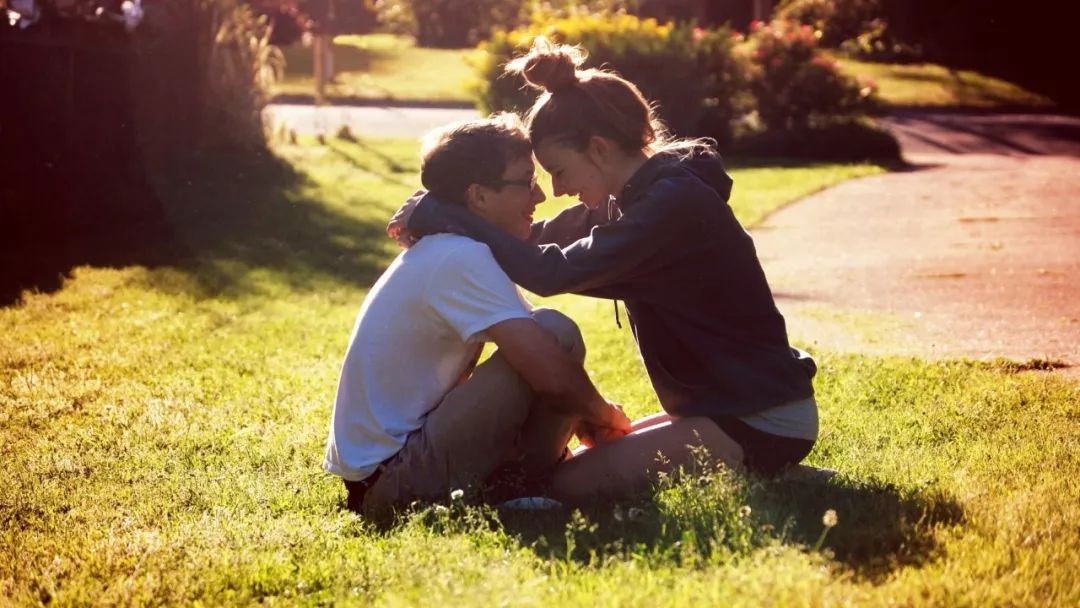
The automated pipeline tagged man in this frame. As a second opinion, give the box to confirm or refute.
[323,114,630,517]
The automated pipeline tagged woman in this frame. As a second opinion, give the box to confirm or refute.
[393,38,818,502]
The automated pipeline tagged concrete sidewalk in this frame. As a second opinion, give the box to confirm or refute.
[751,112,1080,372]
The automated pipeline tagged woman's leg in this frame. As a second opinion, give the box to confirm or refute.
[550,416,744,504]
[570,411,673,457]
[630,411,672,432]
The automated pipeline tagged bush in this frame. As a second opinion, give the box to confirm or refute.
[774,0,880,48]
[729,118,901,162]
[131,0,283,155]
[377,0,525,48]
[473,12,750,142]
[774,0,917,61]
[746,19,876,131]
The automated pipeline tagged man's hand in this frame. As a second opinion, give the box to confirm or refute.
[576,403,631,448]
[387,189,426,249]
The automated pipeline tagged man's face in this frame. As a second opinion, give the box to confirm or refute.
[469,155,547,240]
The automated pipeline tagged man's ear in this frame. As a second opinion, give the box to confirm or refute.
[464,183,486,213]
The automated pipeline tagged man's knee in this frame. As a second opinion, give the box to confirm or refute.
[531,308,585,362]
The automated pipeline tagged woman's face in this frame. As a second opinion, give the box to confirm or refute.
[534,138,611,210]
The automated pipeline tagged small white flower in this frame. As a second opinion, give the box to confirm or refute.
[627,507,645,521]
[822,509,838,528]
[450,488,464,501]
[738,505,752,519]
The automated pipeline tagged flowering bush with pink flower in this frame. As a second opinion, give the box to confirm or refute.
[746,18,877,130]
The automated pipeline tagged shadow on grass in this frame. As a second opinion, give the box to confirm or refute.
[140,148,394,300]
[748,476,964,578]
[489,474,963,579]
[0,162,175,306]
[0,146,396,306]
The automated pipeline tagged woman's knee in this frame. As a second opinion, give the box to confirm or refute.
[530,308,585,361]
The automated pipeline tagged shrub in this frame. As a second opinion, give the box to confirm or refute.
[131,0,283,155]
[746,19,876,131]
[377,0,525,48]
[774,0,881,48]
[473,12,750,142]
[729,118,900,162]
[774,0,917,61]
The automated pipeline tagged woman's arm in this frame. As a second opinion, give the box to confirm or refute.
[408,181,704,297]
[528,201,614,247]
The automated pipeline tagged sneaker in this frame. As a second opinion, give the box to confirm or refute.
[497,496,564,511]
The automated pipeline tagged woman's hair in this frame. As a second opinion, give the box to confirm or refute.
[419,112,532,206]
[505,37,712,156]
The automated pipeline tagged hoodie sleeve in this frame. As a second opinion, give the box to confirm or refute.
[527,202,613,248]
[408,179,708,298]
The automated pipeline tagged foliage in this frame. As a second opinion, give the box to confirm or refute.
[249,0,378,44]
[201,1,285,147]
[730,118,901,162]
[746,19,876,131]
[375,0,525,48]
[774,0,917,61]
[473,12,750,142]
[130,0,283,154]
[774,0,880,47]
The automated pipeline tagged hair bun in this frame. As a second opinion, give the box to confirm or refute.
[506,37,584,93]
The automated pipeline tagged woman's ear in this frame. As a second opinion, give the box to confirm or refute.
[585,135,612,168]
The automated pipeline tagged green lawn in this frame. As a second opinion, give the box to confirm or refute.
[273,34,1053,111]
[2,140,1077,606]
[275,34,478,103]
[835,57,1054,109]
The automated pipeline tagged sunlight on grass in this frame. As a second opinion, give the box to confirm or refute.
[836,58,1054,109]
[273,33,1052,111]
[275,34,479,103]
[1,138,1076,605]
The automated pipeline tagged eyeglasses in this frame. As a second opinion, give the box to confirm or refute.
[481,175,539,191]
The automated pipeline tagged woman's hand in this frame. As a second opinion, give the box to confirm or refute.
[386,189,426,249]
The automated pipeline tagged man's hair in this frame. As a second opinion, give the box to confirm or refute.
[420,113,533,206]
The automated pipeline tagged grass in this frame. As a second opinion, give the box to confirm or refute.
[275,34,478,104]
[2,139,1078,606]
[835,57,1055,109]
[272,34,1054,111]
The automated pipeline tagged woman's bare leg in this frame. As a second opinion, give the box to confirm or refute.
[570,411,674,457]
[630,411,672,432]
[551,416,743,504]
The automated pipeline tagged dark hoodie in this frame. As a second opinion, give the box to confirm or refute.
[408,149,816,418]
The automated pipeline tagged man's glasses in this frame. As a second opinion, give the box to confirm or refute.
[482,175,539,191]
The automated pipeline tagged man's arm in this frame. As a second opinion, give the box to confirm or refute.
[485,318,629,434]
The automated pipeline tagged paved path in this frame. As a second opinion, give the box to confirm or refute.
[752,112,1080,372]
[266,103,480,139]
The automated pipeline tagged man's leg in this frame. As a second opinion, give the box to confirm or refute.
[516,308,587,478]
[361,308,584,515]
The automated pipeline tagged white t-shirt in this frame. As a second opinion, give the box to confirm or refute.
[323,234,533,482]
